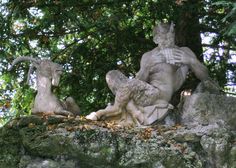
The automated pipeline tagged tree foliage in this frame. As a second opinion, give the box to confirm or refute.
[0,0,235,124]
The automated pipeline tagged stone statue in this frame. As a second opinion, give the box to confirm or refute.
[9,57,80,116]
[86,22,209,126]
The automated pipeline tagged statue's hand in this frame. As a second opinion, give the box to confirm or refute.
[159,48,176,65]
[160,48,195,66]
[171,48,194,65]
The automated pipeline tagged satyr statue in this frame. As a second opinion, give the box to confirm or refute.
[86,22,209,126]
[9,57,80,116]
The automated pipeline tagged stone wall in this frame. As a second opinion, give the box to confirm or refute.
[0,114,235,168]
[0,91,236,168]
[181,93,236,130]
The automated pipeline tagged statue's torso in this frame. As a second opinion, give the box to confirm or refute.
[33,75,61,113]
[142,47,182,101]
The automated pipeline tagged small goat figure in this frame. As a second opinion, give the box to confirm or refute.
[9,56,80,116]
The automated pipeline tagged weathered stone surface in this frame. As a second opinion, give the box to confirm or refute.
[19,155,78,168]
[181,93,236,129]
[0,115,235,168]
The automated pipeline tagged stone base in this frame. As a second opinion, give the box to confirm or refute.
[0,115,235,168]
[181,93,236,130]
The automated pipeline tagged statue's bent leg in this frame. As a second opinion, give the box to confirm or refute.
[94,84,132,119]
[86,104,124,121]
[54,105,74,116]
[94,79,160,120]
[126,100,144,124]
[86,78,161,123]
[89,79,138,120]
[96,105,123,118]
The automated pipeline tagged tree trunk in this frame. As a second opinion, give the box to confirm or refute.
[171,1,204,107]
[175,0,203,61]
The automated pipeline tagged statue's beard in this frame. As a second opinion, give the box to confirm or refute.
[153,34,175,49]
[158,40,175,49]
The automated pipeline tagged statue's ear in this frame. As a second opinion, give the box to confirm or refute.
[169,22,175,33]
[32,61,39,69]
[27,65,35,85]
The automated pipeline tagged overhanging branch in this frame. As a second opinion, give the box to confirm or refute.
[202,43,236,51]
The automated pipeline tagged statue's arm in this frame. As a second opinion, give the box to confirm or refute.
[174,47,209,81]
[182,47,209,81]
[174,65,189,91]
[136,53,150,81]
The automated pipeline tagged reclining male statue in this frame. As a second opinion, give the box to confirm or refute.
[86,22,209,126]
[9,57,80,116]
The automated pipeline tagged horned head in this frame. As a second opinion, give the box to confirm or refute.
[152,22,175,47]
[9,56,63,86]
[38,60,63,86]
[8,57,40,70]
[153,22,175,37]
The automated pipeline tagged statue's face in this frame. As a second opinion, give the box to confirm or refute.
[153,33,175,48]
[153,33,167,44]
[153,23,175,48]
[52,69,62,86]
[51,63,63,86]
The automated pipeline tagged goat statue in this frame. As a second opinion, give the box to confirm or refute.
[9,56,80,116]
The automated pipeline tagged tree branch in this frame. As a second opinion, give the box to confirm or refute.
[202,43,236,51]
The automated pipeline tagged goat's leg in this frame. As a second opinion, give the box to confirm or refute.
[126,100,145,125]
[86,81,133,121]
[86,103,123,120]
[54,105,74,116]
[63,97,80,116]
[97,104,123,118]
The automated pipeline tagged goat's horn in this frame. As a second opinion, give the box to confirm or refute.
[8,56,39,71]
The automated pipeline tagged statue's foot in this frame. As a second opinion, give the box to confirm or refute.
[86,112,98,121]
[168,104,174,109]
[32,111,55,116]
[138,114,147,125]
[54,110,74,117]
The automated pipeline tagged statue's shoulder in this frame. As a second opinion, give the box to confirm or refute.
[179,46,193,53]
[179,47,196,58]
[142,47,160,59]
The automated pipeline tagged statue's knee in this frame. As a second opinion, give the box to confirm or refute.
[127,79,137,87]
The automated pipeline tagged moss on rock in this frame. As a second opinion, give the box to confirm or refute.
[0,115,235,168]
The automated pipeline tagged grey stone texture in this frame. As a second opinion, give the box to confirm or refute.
[0,110,235,168]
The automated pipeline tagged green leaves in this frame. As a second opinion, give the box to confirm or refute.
[213,1,236,36]
[0,73,35,125]
[0,0,235,123]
